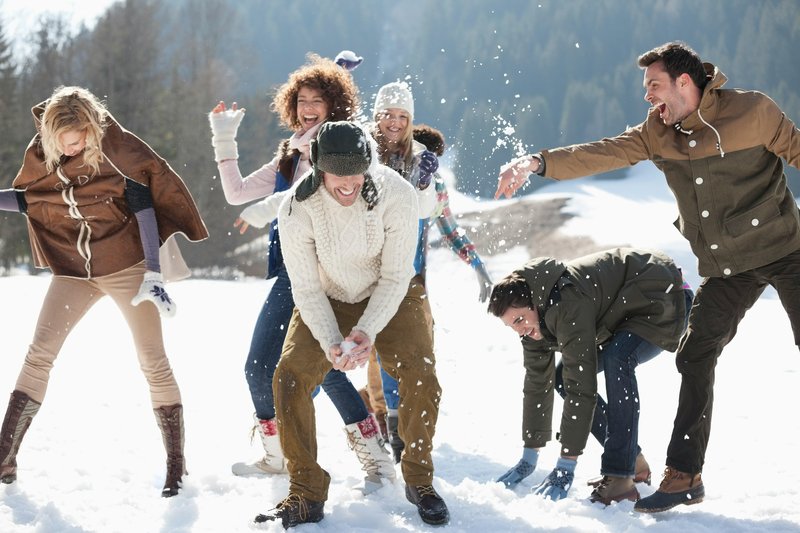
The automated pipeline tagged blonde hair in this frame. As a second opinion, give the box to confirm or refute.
[40,86,108,174]
[373,113,415,174]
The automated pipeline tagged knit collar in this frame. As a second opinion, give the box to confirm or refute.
[289,122,324,160]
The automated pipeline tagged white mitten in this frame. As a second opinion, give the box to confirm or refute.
[208,108,245,162]
[131,271,176,318]
[238,200,273,229]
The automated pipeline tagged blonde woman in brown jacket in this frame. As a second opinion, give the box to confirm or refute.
[0,86,208,497]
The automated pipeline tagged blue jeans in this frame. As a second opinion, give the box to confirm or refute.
[555,289,693,476]
[244,266,368,424]
[378,354,400,410]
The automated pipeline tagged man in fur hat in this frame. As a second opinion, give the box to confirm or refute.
[254,121,449,528]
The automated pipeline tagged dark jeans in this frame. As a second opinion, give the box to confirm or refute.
[244,266,368,424]
[556,289,693,476]
[667,250,800,474]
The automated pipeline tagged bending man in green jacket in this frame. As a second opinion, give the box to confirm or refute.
[488,248,691,505]
[496,41,800,513]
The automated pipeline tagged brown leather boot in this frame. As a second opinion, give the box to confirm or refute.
[634,467,704,513]
[0,391,41,484]
[587,452,652,487]
[589,475,640,505]
[634,452,652,485]
[154,404,187,497]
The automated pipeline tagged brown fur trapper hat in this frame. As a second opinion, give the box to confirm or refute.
[294,121,378,207]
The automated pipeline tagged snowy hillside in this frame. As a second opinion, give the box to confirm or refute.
[1,163,799,532]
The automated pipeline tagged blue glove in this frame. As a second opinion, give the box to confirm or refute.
[533,457,576,501]
[334,50,363,71]
[475,262,493,303]
[417,150,439,190]
[497,448,538,488]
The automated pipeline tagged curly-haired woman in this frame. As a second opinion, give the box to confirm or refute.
[208,54,393,486]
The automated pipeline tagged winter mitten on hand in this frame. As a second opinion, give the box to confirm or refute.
[417,150,439,190]
[208,108,245,162]
[131,271,176,318]
[334,50,363,71]
[533,457,576,501]
[238,200,272,230]
[497,448,538,488]
[475,263,493,303]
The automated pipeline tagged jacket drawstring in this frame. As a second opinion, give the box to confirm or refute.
[697,109,725,158]
[57,166,93,276]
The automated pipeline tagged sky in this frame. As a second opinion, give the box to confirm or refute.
[0,0,116,56]
[1,163,799,532]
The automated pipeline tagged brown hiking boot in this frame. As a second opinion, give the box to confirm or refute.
[587,452,652,487]
[589,475,640,505]
[634,467,704,513]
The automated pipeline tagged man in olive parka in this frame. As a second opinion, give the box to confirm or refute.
[488,247,691,505]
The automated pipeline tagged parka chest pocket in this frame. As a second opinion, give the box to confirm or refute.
[724,197,781,237]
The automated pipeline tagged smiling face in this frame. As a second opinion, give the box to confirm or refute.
[296,86,330,132]
[58,129,87,157]
[323,172,365,207]
[643,61,696,126]
[377,107,410,144]
[499,305,542,340]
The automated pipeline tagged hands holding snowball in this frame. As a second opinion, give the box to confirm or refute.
[328,329,372,371]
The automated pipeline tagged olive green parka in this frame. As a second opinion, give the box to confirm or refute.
[517,248,687,456]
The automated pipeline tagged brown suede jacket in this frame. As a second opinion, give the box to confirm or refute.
[516,248,688,456]
[12,104,208,278]
[541,64,800,278]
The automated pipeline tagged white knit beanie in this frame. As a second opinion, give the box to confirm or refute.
[373,81,414,119]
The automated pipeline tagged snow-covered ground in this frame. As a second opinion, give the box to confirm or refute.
[2,162,799,532]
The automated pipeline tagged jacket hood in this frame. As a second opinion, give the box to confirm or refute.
[31,101,46,133]
[516,257,567,309]
[679,62,726,131]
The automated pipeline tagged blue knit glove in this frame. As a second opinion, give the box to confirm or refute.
[334,50,363,71]
[533,457,576,501]
[417,150,439,190]
[497,448,538,488]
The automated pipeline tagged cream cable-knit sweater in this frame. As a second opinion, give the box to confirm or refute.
[278,165,418,355]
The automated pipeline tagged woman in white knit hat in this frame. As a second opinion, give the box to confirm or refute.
[364,82,494,466]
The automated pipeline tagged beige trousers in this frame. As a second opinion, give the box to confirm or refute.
[15,262,181,407]
[274,276,441,502]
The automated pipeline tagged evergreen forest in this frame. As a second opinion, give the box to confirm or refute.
[0,0,797,274]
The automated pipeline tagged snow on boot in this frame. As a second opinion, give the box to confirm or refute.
[0,390,41,484]
[254,493,324,529]
[386,411,404,464]
[232,415,288,476]
[345,415,396,494]
[153,403,187,498]
[589,475,640,505]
